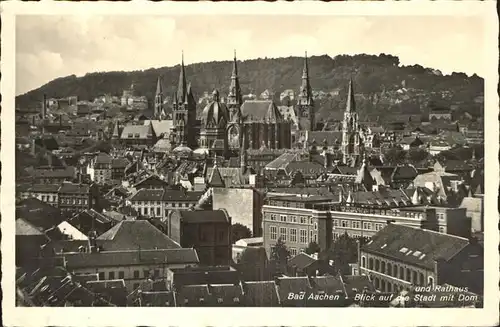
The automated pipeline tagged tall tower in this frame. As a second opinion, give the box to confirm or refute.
[227,50,243,122]
[171,52,197,149]
[341,78,362,165]
[154,76,164,119]
[296,52,315,131]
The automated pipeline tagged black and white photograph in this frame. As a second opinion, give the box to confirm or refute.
[2,1,499,326]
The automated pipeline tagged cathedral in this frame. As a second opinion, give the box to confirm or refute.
[199,51,293,156]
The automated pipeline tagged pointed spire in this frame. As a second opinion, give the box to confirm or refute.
[156,76,163,95]
[299,51,313,106]
[177,51,187,102]
[346,77,356,112]
[112,121,120,139]
[228,50,242,106]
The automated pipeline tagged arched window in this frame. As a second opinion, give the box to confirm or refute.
[368,258,374,270]
[361,256,366,268]
[381,280,386,292]
[428,276,434,287]
[381,261,386,274]
[406,268,411,282]
[387,263,393,276]
[393,265,398,278]
[412,271,418,284]
[375,259,380,271]
[399,267,404,280]
[419,273,424,286]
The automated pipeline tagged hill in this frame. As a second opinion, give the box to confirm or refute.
[15,53,484,121]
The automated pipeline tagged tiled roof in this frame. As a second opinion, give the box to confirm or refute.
[94,152,112,165]
[178,209,230,224]
[58,182,90,194]
[361,224,469,270]
[129,189,165,201]
[265,152,300,170]
[242,281,279,306]
[175,285,212,306]
[306,131,342,145]
[139,291,175,307]
[391,165,418,180]
[120,124,154,140]
[97,220,180,250]
[152,139,171,153]
[30,167,76,179]
[206,167,246,187]
[144,120,173,138]
[240,100,284,123]
[287,253,317,269]
[345,188,411,206]
[28,184,60,193]
[16,218,45,236]
[209,284,244,305]
[111,157,130,169]
[285,161,326,177]
[64,248,199,269]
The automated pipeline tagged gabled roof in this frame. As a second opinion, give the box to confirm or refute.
[287,252,317,269]
[242,281,279,306]
[361,224,470,270]
[97,220,180,250]
[240,100,284,123]
[207,165,225,187]
[120,124,155,140]
[16,218,45,236]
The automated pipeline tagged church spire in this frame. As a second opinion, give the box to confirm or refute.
[346,77,356,112]
[156,76,163,95]
[300,51,313,105]
[228,50,242,106]
[177,51,187,102]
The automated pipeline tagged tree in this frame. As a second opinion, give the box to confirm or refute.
[324,232,370,275]
[231,223,252,243]
[270,237,291,264]
[406,148,429,164]
[384,147,407,165]
[304,241,320,255]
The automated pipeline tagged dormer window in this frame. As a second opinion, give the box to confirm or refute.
[217,298,223,304]
[233,297,240,303]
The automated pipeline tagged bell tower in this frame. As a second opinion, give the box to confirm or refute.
[296,51,315,131]
[341,78,362,165]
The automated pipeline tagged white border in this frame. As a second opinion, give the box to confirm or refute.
[2,1,499,326]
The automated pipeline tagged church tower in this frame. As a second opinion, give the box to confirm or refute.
[227,50,243,122]
[296,52,315,131]
[171,52,197,149]
[226,51,245,151]
[341,78,363,165]
[154,76,164,119]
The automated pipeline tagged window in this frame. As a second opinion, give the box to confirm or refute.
[363,222,372,230]
[333,219,338,227]
[300,217,307,224]
[280,215,287,222]
[437,213,445,220]
[133,270,140,279]
[156,207,161,216]
[144,207,149,215]
[279,227,287,241]
[290,216,297,223]
[290,248,298,256]
[118,271,125,279]
[341,220,348,228]
[313,222,318,231]
[428,276,434,287]
[270,214,277,221]
[300,229,307,243]
[290,228,297,242]
[439,226,445,233]
[375,223,383,231]
[270,226,277,240]
[352,221,360,229]
[361,256,366,268]
[98,272,105,280]
[144,269,150,278]
[109,271,115,279]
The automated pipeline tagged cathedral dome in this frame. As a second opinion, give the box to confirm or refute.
[201,89,229,129]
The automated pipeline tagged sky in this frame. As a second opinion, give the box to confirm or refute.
[16,15,485,95]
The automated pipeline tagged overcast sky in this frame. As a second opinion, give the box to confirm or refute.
[16,15,485,95]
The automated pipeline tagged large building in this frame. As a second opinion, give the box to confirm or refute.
[359,223,483,295]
